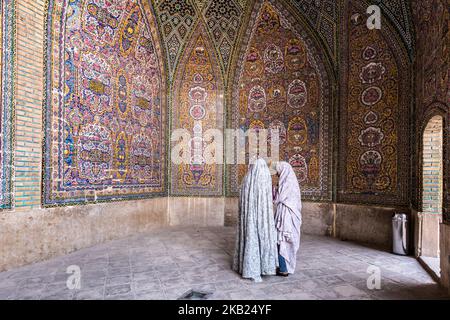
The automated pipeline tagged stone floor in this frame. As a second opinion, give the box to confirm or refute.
[0,227,448,300]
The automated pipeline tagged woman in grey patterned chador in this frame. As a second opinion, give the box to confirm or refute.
[233,158,278,282]
[273,161,302,276]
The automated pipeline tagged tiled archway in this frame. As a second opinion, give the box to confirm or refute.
[418,115,444,279]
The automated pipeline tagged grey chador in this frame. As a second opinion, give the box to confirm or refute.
[233,159,278,282]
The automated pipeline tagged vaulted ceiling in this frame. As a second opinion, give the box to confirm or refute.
[152,0,415,81]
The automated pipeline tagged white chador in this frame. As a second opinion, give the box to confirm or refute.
[274,161,302,274]
[233,159,278,282]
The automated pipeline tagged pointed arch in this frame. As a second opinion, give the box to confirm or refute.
[43,0,168,206]
[287,0,339,65]
[198,0,245,77]
[378,0,415,58]
[170,21,224,196]
[227,0,334,200]
[337,0,411,206]
[412,0,450,223]
[152,0,198,78]
[416,103,448,221]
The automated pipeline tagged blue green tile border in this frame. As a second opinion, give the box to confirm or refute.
[0,0,15,209]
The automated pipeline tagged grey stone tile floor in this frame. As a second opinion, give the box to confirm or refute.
[0,227,448,300]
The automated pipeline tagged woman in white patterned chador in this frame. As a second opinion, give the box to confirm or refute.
[273,161,302,277]
[233,158,278,282]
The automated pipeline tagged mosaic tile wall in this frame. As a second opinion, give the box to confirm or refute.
[289,0,339,64]
[412,0,450,222]
[153,0,198,76]
[0,0,14,209]
[284,1,416,65]
[43,0,167,206]
[170,22,224,196]
[338,0,411,206]
[228,0,333,200]
[153,0,249,80]
[378,0,414,57]
[39,0,420,206]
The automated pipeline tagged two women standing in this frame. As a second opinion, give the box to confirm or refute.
[233,159,302,282]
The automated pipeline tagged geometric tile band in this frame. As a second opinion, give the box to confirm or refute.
[0,0,14,209]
